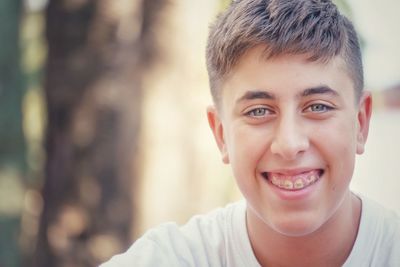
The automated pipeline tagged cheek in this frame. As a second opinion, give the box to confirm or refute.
[314,118,357,184]
[228,126,269,181]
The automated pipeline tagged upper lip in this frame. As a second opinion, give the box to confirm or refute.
[264,168,321,176]
[262,167,324,179]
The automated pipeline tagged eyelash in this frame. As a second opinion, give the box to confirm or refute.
[245,107,273,118]
[245,103,334,118]
[304,103,334,113]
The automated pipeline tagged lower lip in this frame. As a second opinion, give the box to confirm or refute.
[265,174,322,201]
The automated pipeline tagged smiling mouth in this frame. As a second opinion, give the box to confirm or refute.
[262,169,324,191]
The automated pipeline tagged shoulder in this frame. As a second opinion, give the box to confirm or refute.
[100,201,246,267]
[363,196,400,264]
[361,195,400,239]
[345,195,400,266]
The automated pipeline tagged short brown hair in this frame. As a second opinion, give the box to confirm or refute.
[206,0,363,104]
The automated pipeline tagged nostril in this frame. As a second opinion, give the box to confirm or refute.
[270,123,309,160]
[270,139,308,160]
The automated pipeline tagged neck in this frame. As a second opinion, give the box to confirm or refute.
[247,192,361,267]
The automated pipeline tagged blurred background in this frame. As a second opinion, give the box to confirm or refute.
[0,0,399,266]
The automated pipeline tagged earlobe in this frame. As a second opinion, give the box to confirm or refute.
[207,106,229,164]
[356,91,372,154]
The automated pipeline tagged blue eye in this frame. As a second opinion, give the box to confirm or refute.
[308,103,333,112]
[247,108,268,117]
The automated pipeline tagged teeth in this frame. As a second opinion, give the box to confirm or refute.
[311,175,316,182]
[294,179,304,189]
[306,175,316,184]
[269,173,320,190]
[283,180,293,189]
[271,176,280,185]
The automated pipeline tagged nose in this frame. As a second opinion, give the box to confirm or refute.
[270,114,309,160]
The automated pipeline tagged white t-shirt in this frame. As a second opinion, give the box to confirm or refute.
[101,195,400,266]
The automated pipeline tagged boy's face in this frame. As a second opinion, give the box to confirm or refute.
[207,46,371,237]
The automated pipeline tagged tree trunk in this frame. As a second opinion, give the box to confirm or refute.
[34,0,166,266]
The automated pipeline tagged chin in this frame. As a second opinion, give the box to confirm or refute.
[267,213,325,237]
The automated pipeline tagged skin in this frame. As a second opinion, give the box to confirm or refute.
[207,46,372,266]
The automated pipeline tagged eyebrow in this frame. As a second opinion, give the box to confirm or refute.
[300,86,339,97]
[237,85,339,104]
[237,90,275,103]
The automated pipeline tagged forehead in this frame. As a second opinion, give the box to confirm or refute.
[220,46,354,106]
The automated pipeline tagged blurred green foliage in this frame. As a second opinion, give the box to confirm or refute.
[0,0,26,170]
[0,0,25,266]
[0,217,21,267]
[0,0,47,266]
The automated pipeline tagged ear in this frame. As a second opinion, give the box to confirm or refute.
[207,106,229,164]
[356,91,372,154]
